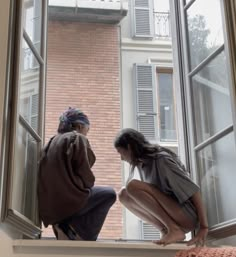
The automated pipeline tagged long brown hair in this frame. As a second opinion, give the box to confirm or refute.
[114,128,187,174]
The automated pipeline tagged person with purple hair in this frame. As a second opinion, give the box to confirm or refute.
[38,107,116,240]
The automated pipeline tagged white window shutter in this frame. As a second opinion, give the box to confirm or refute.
[140,220,161,240]
[134,64,157,141]
[133,0,154,38]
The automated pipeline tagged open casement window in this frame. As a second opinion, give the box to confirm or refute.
[134,64,158,141]
[2,0,48,238]
[170,0,236,239]
[132,0,154,38]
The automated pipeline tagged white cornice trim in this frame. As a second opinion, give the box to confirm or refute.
[147,58,173,66]
[121,38,172,53]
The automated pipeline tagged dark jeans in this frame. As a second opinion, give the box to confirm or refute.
[58,186,116,241]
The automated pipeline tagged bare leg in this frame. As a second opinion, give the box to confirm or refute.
[119,187,167,237]
[125,180,196,245]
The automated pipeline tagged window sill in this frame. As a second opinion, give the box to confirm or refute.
[13,240,190,257]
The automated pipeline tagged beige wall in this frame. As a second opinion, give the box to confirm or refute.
[0,0,11,228]
[0,229,13,257]
[0,0,11,158]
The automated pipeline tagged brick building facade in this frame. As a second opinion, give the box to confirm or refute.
[44,21,123,239]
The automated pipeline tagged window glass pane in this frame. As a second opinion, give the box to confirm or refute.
[187,0,224,69]
[11,124,39,221]
[20,40,40,132]
[23,0,42,53]
[192,51,232,144]
[197,132,236,227]
[158,72,177,142]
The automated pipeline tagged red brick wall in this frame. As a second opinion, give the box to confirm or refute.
[44,21,123,239]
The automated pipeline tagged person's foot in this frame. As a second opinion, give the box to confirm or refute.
[153,227,186,246]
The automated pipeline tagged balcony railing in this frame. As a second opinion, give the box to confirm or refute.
[154,12,171,39]
[48,0,128,24]
[49,0,127,10]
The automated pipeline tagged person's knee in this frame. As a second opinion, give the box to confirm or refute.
[118,187,128,203]
[106,187,117,205]
[126,179,141,196]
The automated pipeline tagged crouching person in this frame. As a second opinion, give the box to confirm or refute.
[38,107,116,240]
[114,128,208,246]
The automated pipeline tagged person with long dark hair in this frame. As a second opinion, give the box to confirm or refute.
[38,107,116,240]
[114,128,208,246]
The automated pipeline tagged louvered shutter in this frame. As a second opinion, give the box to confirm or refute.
[134,64,157,141]
[133,0,153,38]
[140,221,161,240]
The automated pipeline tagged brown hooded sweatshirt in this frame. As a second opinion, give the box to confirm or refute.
[38,131,95,227]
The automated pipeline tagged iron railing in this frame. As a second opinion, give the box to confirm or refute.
[154,12,171,39]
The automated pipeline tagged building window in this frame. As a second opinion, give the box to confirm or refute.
[134,64,177,147]
[156,68,177,142]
